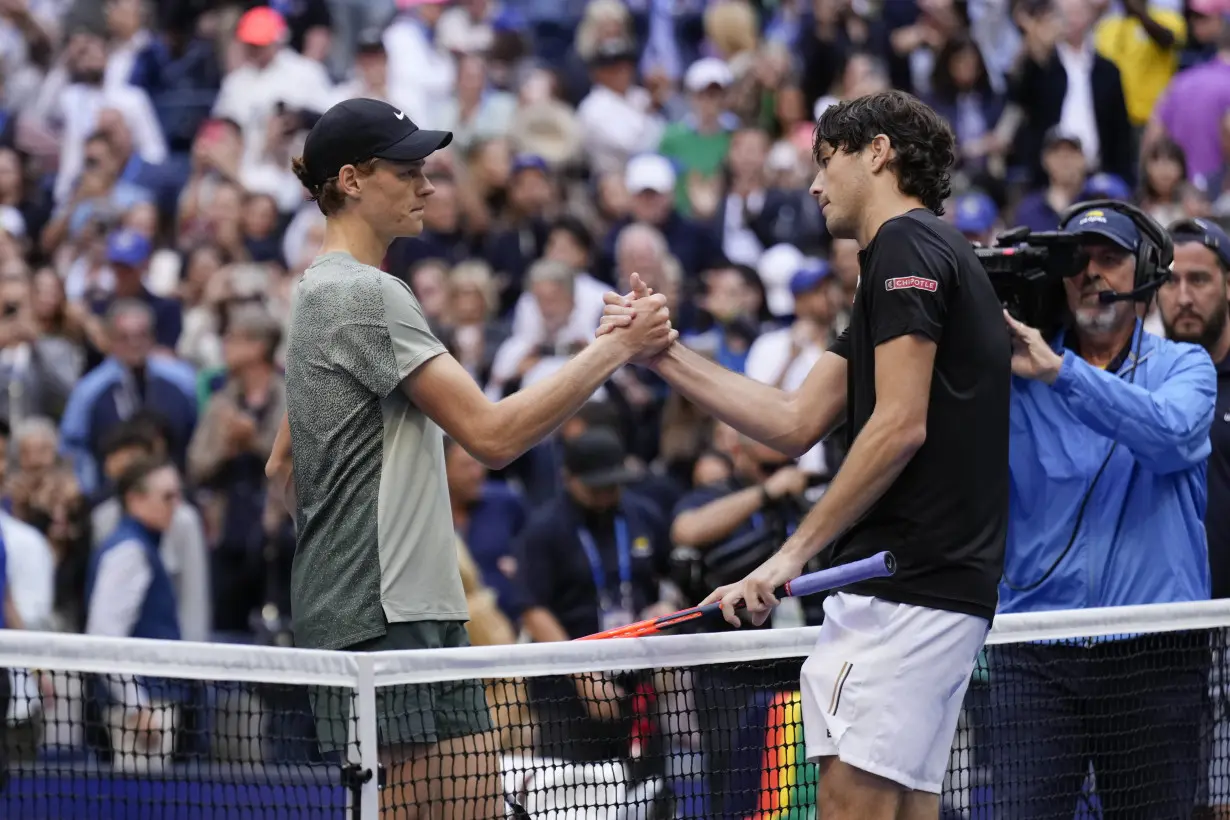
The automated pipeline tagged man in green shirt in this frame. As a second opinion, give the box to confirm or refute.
[658,57,737,216]
[270,97,674,819]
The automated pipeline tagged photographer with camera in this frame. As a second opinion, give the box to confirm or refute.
[990,200,1217,816]
[670,435,817,819]
[672,436,816,621]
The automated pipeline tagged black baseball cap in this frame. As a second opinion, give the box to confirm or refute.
[355,28,386,54]
[563,428,643,487]
[1042,126,1082,152]
[302,98,452,188]
[589,38,638,66]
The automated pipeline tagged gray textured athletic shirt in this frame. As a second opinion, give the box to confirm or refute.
[285,251,466,651]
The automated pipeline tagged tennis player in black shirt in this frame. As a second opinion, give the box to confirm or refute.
[599,90,1011,819]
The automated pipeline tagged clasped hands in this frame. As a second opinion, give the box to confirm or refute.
[595,273,678,364]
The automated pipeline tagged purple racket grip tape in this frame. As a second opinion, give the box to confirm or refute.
[777,551,896,599]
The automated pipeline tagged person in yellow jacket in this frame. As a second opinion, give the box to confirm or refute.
[1094,0,1186,129]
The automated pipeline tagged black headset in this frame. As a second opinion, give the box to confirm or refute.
[1057,198,1174,298]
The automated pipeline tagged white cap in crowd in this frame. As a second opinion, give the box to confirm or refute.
[625,154,677,195]
[0,205,26,239]
[767,141,802,174]
[758,242,807,317]
[684,58,734,93]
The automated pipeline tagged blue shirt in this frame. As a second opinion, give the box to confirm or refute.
[1013,191,1063,235]
[86,515,181,642]
[59,357,197,496]
[461,482,530,620]
[89,286,183,351]
[1000,321,1216,613]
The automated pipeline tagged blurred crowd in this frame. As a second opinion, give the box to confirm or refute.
[0,0,1227,755]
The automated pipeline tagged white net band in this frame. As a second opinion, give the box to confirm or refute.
[1,599,1228,819]
[1,599,1228,686]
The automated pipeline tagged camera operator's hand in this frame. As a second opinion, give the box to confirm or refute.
[701,551,806,628]
[1005,311,1063,384]
[763,466,808,501]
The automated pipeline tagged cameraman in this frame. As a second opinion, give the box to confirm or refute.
[993,202,1217,816]
[671,435,814,819]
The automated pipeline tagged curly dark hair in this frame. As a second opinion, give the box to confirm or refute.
[814,90,956,216]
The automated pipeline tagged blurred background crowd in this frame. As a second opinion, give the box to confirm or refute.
[0,0,1227,788]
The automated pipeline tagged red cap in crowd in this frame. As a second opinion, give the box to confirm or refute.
[236,7,288,47]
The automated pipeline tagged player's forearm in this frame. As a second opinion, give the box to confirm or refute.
[992,104,1023,148]
[653,344,812,456]
[4,591,24,630]
[780,413,926,564]
[574,673,624,721]
[671,486,764,548]
[265,413,297,520]
[1131,9,1176,48]
[522,607,570,643]
[485,336,629,468]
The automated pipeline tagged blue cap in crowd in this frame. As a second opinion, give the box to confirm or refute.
[107,229,151,268]
[1081,173,1132,202]
[510,153,549,176]
[1066,207,1141,253]
[790,261,831,295]
[491,7,524,32]
[1169,217,1230,269]
[954,192,998,235]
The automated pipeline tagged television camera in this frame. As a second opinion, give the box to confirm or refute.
[974,200,1173,338]
[974,227,1086,338]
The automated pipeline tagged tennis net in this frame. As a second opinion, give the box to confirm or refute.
[2,600,1230,819]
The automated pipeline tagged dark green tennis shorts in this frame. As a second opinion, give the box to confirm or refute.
[313,620,493,753]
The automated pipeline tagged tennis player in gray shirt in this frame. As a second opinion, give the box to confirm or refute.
[267,97,674,819]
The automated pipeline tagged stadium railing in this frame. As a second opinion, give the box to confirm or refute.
[1,599,1229,819]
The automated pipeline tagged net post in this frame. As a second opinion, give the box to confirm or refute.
[356,655,380,820]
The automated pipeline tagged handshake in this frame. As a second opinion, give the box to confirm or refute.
[594,272,679,364]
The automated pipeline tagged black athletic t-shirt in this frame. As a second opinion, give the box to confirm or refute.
[1207,353,1230,599]
[827,209,1010,622]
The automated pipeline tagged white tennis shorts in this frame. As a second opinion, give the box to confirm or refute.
[800,592,989,793]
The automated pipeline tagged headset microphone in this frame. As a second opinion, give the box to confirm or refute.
[1097,278,1168,304]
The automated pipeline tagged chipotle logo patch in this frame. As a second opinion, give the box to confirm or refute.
[885,275,938,292]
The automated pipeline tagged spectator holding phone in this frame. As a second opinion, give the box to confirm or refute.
[41,132,154,259]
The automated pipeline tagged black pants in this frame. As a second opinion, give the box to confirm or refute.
[987,632,1210,819]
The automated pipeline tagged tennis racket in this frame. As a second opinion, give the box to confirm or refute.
[576,550,896,641]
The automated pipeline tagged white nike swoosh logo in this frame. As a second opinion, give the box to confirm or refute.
[394,110,406,120]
